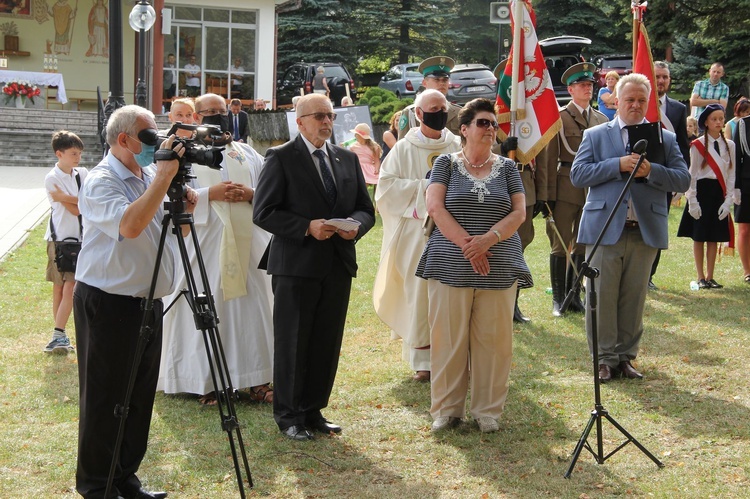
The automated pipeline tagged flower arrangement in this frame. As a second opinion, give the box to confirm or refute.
[3,80,42,105]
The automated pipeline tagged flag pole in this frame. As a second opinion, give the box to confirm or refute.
[508,0,524,161]
[632,1,640,61]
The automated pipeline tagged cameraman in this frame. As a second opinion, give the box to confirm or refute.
[73,105,195,499]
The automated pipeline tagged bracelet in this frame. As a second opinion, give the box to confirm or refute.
[492,229,502,242]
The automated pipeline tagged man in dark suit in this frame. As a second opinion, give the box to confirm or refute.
[571,73,690,383]
[253,93,375,441]
[227,98,249,143]
[649,61,690,288]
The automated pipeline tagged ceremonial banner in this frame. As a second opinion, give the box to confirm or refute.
[495,0,561,164]
[633,22,659,123]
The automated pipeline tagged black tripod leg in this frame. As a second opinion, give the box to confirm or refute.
[603,413,665,468]
[105,212,173,498]
[564,411,598,478]
[172,212,253,493]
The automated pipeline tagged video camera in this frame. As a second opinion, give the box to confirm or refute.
[151,122,230,170]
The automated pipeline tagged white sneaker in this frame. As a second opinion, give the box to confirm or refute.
[44,336,74,354]
[431,416,461,432]
[476,417,499,433]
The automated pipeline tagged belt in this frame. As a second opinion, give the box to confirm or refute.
[624,220,639,229]
[517,163,530,172]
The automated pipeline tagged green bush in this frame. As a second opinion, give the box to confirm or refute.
[357,87,413,125]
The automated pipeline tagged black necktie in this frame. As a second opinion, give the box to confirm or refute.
[313,149,337,205]
[714,141,720,154]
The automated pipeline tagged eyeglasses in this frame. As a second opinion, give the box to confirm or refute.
[197,108,226,116]
[299,112,337,122]
[472,118,500,130]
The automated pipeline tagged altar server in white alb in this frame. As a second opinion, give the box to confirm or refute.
[373,89,461,382]
[158,93,274,405]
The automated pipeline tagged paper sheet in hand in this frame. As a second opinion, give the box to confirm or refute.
[325,218,361,231]
[626,122,666,165]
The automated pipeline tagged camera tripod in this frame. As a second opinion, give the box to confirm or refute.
[562,140,664,478]
[105,171,252,497]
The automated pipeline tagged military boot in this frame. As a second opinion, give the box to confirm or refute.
[566,253,586,313]
[550,255,567,317]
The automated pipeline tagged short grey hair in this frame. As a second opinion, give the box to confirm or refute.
[106,105,155,146]
[414,88,447,109]
[616,73,651,97]
[654,61,669,72]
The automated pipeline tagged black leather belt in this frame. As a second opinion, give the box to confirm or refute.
[517,163,528,172]
[624,220,639,228]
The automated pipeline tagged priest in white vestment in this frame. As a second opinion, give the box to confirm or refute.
[373,89,460,382]
[158,94,274,403]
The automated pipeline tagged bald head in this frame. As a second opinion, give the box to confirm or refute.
[295,93,335,148]
[296,93,332,118]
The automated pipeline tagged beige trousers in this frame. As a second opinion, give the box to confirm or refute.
[427,280,516,420]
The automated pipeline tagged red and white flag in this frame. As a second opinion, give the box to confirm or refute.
[633,19,659,123]
[495,0,561,164]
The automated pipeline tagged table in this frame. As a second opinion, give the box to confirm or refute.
[0,70,67,104]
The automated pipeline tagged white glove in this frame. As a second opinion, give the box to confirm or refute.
[688,200,702,220]
[718,200,732,221]
[734,188,742,206]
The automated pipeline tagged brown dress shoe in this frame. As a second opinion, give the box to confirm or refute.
[618,361,643,379]
[598,364,615,383]
[413,370,430,382]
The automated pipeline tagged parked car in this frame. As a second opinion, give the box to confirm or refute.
[591,54,632,89]
[276,62,357,106]
[539,36,591,106]
[447,64,497,106]
[378,63,423,99]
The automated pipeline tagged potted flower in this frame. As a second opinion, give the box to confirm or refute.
[3,80,42,108]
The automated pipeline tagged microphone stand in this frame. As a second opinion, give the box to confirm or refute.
[563,141,664,478]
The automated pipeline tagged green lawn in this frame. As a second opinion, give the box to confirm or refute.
[1,208,749,498]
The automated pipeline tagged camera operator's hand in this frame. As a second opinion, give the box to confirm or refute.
[185,186,198,214]
[154,134,185,182]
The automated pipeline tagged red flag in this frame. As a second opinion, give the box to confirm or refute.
[495,0,561,164]
[633,22,659,123]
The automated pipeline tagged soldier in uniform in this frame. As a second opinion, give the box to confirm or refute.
[540,62,608,316]
[491,61,547,323]
[398,56,462,139]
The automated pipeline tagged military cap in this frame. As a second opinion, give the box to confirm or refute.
[419,56,455,78]
[561,62,596,86]
[493,59,508,81]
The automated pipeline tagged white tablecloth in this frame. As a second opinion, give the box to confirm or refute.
[0,70,67,104]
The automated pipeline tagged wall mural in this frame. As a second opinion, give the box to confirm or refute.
[0,0,33,19]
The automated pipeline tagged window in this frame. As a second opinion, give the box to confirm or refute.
[164,5,258,99]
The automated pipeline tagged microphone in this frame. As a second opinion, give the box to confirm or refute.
[632,138,648,155]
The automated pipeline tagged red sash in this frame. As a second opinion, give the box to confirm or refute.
[692,139,735,249]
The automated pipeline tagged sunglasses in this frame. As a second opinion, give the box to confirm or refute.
[473,118,500,130]
[299,112,337,122]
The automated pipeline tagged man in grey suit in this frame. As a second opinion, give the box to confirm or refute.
[253,93,375,441]
[571,73,690,382]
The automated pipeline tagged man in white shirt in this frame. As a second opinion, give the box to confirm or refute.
[184,55,201,97]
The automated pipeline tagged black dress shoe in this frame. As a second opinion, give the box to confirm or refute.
[308,418,342,434]
[618,360,643,379]
[513,302,530,323]
[281,424,314,441]
[598,364,616,383]
[119,484,167,499]
[648,279,658,291]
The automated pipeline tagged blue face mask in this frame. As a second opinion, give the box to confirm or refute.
[133,143,156,168]
[127,136,156,168]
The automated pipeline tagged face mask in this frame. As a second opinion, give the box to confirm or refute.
[201,113,231,133]
[420,109,448,131]
[133,143,156,168]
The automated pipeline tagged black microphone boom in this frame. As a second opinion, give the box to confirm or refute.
[632,138,648,155]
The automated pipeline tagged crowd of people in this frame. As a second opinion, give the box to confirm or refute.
[38,54,750,498]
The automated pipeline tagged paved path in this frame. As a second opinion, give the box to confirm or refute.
[0,166,51,263]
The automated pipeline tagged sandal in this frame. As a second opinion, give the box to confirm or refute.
[198,392,218,406]
[744,274,750,283]
[248,384,273,404]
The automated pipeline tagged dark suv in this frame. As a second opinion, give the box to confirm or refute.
[277,62,357,106]
[539,36,591,106]
[591,54,632,89]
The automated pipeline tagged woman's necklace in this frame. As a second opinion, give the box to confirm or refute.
[461,149,493,169]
